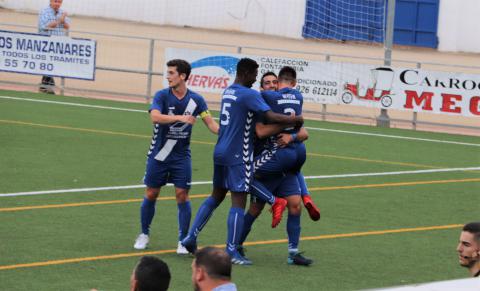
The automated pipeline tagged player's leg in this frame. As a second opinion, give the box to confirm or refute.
[285,194,302,256]
[224,163,253,265]
[252,146,293,204]
[181,186,227,253]
[297,172,321,221]
[174,187,191,254]
[170,159,193,254]
[238,197,266,258]
[239,197,266,247]
[181,164,228,253]
[253,148,298,227]
[285,194,312,266]
[134,187,161,249]
[280,174,313,266]
[227,191,251,265]
[134,158,167,249]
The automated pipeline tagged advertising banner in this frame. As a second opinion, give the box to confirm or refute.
[0,30,96,80]
[165,48,480,117]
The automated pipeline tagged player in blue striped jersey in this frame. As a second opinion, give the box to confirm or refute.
[181,58,303,265]
[134,59,219,252]
[240,68,316,265]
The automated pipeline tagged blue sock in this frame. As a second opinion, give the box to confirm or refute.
[177,201,191,241]
[188,196,220,239]
[239,212,257,245]
[297,172,309,197]
[140,197,157,235]
[251,179,275,204]
[226,207,245,253]
[287,214,301,252]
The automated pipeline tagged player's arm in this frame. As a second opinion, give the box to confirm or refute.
[200,110,219,134]
[150,109,196,125]
[277,127,309,147]
[264,110,303,128]
[255,122,287,139]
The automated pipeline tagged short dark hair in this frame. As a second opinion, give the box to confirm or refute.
[260,71,277,88]
[166,59,191,81]
[194,246,232,280]
[278,66,296,83]
[135,256,171,291]
[463,222,480,242]
[236,58,259,77]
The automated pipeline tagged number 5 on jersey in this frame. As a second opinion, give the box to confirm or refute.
[221,102,231,126]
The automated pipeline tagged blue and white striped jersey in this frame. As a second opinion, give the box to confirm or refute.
[147,88,208,162]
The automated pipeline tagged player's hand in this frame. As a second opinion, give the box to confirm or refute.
[294,115,303,128]
[277,133,293,148]
[179,115,196,125]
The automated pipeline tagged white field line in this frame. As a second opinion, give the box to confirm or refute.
[2,95,479,147]
[0,96,146,113]
[305,127,480,147]
[1,166,479,198]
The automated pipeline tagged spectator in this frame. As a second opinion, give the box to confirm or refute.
[192,247,237,291]
[457,222,480,277]
[131,256,171,291]
[38,0,70,94]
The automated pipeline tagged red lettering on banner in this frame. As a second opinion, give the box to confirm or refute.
[207,77,217,87]
[186,74,230,89]
[214,78,224,88]
[403,90,434,111]
[470,96,480,115]
[199,76,208,87]
[191,75,200,87]
[440,93,462,113]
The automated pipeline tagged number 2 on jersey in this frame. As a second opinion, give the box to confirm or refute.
[284,107,295,131]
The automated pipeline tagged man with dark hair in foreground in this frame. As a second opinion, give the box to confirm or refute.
[131,256,171,291]
[457,222,480,277]
[192,246,237,291]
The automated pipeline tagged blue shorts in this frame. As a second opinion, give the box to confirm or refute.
[260,173,301,197]
[254,143,306,175]
[213,163,252,193]
[143,157,191,189]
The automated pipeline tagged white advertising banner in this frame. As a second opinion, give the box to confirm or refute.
[0,30,96,80]
[165,48,480,117]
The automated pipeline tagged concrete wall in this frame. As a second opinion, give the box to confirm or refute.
[0,0,306,39]
[437,0,480,53]
[1,0,480,53]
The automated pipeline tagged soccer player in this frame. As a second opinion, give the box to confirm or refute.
[260,71,278,91]
[181,58,303,265]
[240,67,314,265]
[245,72,319,229]
[134,59,219,253]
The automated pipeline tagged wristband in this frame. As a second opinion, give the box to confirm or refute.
[291,133,297,142]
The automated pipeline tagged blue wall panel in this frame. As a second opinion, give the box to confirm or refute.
[394,0,439,48]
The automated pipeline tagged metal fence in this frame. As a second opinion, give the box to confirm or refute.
[1,22,479,134]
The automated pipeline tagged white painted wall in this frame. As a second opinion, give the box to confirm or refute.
[0,0,306,39]
[437,0,480,53]
[2,0,480,53]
